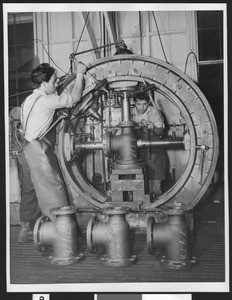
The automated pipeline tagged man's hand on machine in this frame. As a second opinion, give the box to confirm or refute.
[76,61,87,75]
[140,119,154,130]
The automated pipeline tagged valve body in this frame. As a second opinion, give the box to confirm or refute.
[147,205,197,269]
[87,206,137,267]
[33,206,84,265]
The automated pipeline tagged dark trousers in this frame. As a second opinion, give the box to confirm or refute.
[24,139,69,221]
[17,151,41,223]
[139,148,167,180]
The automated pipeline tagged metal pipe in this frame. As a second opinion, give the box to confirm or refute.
[75,141,104,150]
[70,40,124,57]
[74,207,161,213]
[137,139,185,148]
[86,206,137,267]
[13,14,19,106]
[147,204,197,269]
[9,89,33,99]
[74,138,185,152]
[33,206,84,265]
[121,91,130,122]
[100,96,107,191]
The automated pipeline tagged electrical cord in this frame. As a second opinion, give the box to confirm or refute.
[10,14,91,100]
[68,11,90,74]
[34,39,68,75]
[184,51,199,82]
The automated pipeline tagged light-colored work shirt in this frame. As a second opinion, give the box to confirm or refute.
[22,89,73,142]
[131,105,164,128]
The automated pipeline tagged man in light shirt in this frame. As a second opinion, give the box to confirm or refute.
[131,92,167,200]
[18,62,86,243]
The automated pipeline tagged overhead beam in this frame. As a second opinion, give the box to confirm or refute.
[103,12,118,53]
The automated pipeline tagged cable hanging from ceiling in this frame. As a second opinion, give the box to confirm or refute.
[69,11,90,74]
[184,51,199,83]
[151,11,169,63]
[34,39,68,75]
[74,11,90,54]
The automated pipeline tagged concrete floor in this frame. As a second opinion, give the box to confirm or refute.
[8,181,227,292]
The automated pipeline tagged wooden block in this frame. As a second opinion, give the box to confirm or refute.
[111,179,144,191]
[110,174,119,180]
[111,168,144,175]
[111,191,123,202]
[133,191,147,202]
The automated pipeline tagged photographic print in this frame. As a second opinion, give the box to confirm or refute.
[3,2,229,295]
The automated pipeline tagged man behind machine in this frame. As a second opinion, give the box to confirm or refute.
[18,62,87,243]
[131,92,167,199]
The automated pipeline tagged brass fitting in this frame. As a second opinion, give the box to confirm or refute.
[87,206,137,267]
[147,204,197,269]
[33,206,84,265]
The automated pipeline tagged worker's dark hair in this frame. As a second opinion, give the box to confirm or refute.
[31,63,56,88]
[135,92,149,102]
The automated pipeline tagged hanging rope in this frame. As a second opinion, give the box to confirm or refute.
[151,11,169,63]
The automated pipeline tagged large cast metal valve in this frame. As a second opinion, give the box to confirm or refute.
[147,203,198,269]
[56,54,219,212]
[86,205,137,267]
[33,206,84,265]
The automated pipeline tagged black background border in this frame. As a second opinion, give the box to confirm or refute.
[1,1,231,299]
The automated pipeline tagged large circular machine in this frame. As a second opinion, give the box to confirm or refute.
[56,54,219,212]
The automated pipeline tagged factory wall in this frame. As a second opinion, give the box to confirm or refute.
[32,11,199,208]
[9,11,199,223]
[34,11,198,81]
[8,10,223,225]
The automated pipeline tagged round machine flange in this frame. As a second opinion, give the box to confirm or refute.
[160,255,198,270]
[101,205,131,215]
[86,214,99,252]
[50,205,79,216]
[48,252,85,266]
[113,159,147,170]
[33,215,50,252]
[57,54,219,211]
[161,203,190,216]
[146,217,154,254]
[100,254,138,268]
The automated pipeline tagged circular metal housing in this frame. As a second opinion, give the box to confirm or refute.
[57,54,219,211]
